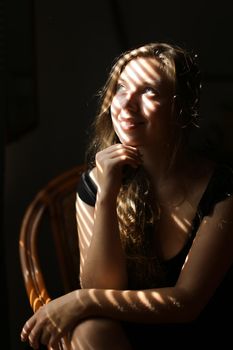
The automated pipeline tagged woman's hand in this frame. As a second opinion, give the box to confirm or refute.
[21,291,85,349]
[95,143,142,197]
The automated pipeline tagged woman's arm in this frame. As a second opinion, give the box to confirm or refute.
[76,183,127,289]
[76,144,142,289]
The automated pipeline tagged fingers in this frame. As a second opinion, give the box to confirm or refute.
[96,144,142,169]
[108,154,141,169]
[40,328,51,347]
[99,144,141,158]
[95,143,143,195]
[21,320,42,349]
[21,317,62,349]
[28,328,41,349]
[48,333,61,349]
[21,318,36,343]
[41,323,61,348]
[21,314,44,349]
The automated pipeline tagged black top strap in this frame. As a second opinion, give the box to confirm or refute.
[77,171,97,206]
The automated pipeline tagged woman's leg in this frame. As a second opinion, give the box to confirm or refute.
[70,318,132,350]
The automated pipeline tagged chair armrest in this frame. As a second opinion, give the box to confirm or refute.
[19,193,51,312]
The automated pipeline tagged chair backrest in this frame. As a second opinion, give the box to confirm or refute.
[19,164,86,314]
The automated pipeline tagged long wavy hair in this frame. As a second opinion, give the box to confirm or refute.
[86,42,201,289]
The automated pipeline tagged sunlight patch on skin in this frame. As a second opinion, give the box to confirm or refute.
[142,95,158,113]
[46,308,62,334]
[138,57,162,79]
[79,256,84,276]
[123,65,143,87]
[96,161,103,175]
[122,290,140,310]
[76,204,92,246]
[171,213,190,233]
[118,59,161,100]
[76,196,94,227]
[21,328,27,336]
[130,58,161,84]
[105,290,125,311]
[137,291,156,311]
[111,116,131,144]
[76,198,95,275]
[76,220,90,249]
[74,290,86,307]
[88,289,102,307]
[151,291,166,304]
[89,169,97,187]
[77,232,85,250]
[183,218,192,227]
[181,254,189,271]
[111,97,121,112]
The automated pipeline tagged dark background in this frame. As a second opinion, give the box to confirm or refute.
[2,0,233,349]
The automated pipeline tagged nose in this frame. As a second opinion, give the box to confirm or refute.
[122,91,138,113]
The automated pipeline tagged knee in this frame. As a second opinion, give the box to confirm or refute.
[73,318,116,337]
[70,318,129,350]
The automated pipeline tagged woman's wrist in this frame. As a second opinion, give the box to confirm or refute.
[76,289,100,319]
[96,188,118,206]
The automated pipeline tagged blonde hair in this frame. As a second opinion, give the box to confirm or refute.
[87,42,201,289]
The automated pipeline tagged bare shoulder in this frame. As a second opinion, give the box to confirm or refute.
[203,192,233,245]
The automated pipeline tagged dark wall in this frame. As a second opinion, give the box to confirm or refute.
[4,1,233,349]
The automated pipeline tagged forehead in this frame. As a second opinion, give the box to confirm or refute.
[119,56,165,85]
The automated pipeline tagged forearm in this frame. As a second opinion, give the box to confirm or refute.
[81,192,127,289]
[78,286,198,325]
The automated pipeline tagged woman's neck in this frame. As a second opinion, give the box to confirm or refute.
[138,138,199,197]
[139,138,183,180]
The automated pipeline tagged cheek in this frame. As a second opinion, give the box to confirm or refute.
[111,96,122,118]
[142,98,160,117]
[110,103,120,135]
[110,102,127,144]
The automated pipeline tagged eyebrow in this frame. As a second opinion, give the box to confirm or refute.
[141,80,162,87]
[118,77,162,88]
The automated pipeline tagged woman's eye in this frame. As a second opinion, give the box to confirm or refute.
[116,83,126,93]
[144,87,158,97]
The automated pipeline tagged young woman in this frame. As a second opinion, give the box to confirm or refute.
[21,42,233,349]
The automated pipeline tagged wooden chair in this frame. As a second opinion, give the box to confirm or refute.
[19,164,86,349]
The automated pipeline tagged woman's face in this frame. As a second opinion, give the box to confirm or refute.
[110,56,175,147]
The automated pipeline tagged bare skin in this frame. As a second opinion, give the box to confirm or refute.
[21,55,233,350]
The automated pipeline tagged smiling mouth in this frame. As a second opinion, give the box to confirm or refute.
[120,121,144,130]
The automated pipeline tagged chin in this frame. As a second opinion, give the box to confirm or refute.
[120,138,140,147]
[115,128,143,146]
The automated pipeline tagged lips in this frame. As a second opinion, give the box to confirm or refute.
[120,120,144,130]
